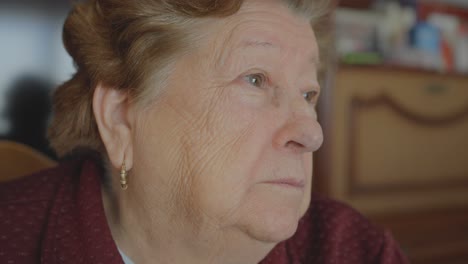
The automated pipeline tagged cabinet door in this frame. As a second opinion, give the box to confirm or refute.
[329,67,468,213]
[320,67,468,263]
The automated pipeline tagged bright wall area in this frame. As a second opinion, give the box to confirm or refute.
[0,1,74,134]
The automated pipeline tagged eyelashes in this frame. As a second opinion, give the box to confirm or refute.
[242,72,319,104]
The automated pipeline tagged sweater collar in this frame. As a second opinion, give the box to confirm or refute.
[41,157,123,263]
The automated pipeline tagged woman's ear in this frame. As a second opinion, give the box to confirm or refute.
[93,83,134,171]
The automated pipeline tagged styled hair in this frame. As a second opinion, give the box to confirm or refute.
[48,0,332,157]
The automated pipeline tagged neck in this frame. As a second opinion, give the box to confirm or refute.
[101,184,275,264]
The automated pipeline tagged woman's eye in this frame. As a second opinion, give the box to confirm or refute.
[244,73,266,88]
[303,90,318,103]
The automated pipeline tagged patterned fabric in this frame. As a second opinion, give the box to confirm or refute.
[0,155,410,264]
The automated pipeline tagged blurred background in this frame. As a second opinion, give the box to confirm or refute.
[314,1,468,263]
[0,0,467,263]
[0,0,73,159]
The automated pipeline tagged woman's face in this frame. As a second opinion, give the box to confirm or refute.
[130,0,323,246]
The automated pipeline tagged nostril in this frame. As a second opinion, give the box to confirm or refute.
[274,120,322,153]
[285,141,305,151]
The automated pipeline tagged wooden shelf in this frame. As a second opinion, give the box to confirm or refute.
[338,63,468,79]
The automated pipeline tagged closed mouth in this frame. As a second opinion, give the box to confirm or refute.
[262,178,306,189]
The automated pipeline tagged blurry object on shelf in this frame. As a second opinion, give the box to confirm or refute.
[427,13,459,71]
[418,1,468,73]
[335,8,381,64]
[377,2,417,66]
[341,52,383,65]
[335,0,468,74]
[455,23,468,73]
[408,20,442,70]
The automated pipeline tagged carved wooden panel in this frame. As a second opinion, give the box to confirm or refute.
[330,67,468,213]
[318,66,468,263]
[350,95,468,194]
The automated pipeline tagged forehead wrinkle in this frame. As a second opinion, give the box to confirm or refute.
[212,0,318,66]
[236,39,284,63]
[217,37,285,73]
[241,39,278,50]
[213,16,319,79]
[230,35,317,71]
[213,13,294,68]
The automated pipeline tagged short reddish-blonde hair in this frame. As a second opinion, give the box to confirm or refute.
[48,0,332,157]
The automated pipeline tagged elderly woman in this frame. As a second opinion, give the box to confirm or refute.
[0,0,409,263]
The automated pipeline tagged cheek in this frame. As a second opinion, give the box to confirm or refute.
[304,152,313,184]
[188,102,264,215]
[130,101,208,223]
[132,83,262,225]
[299,152,313,216]
[178,86,280,220]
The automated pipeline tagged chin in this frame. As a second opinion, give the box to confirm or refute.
[240,187,311,243]
[257,212,301,243]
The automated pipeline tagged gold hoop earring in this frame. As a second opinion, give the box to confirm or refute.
[120,159,128,190]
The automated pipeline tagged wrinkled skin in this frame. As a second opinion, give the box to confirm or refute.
[96,0,323,263]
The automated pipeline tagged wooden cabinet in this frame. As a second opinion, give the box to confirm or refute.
[314,65,468,263]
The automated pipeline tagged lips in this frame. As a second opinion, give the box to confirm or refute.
[262,178,306,189]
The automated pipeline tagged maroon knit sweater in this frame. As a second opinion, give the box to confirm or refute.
[0,155,410,264]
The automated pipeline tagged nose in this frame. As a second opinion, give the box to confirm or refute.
[273,109,324,154]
